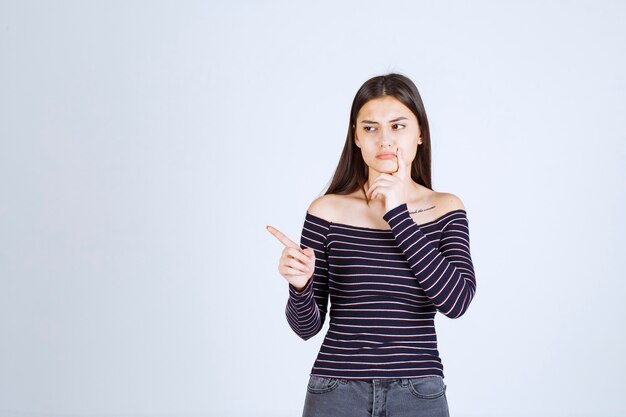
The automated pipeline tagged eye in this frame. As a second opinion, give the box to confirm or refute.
[392,123,406,130]
[363,126,376,133]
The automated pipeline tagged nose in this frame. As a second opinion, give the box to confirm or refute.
[380,128,393,148]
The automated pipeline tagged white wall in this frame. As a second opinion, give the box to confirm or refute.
[1,1,625,416]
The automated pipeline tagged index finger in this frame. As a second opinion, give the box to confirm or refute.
[266,225,298,248]
[394,147,407,178]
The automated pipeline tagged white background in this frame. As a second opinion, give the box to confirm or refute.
[1,1,625,416]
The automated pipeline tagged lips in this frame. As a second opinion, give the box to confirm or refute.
[376,153,396,159]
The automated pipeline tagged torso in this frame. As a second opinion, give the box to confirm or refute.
[311,184,463,230]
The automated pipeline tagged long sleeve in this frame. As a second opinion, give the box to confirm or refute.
[285,212,330,340]
[382,203,477,318]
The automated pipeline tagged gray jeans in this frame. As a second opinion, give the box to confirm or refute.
[302,375,450,417]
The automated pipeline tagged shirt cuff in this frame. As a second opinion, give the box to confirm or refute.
[288,276,314,298]
[382,203,410,227]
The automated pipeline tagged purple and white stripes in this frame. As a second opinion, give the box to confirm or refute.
[285,202,476,379]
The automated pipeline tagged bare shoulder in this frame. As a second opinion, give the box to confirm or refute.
[435,192,466,213]
[307,194,348,222]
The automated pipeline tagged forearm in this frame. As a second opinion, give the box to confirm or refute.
[285,273,323,340]
[383,203,476,318]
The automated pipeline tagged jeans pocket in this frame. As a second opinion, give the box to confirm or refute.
[306,375,340,394]
[407,376,446,399]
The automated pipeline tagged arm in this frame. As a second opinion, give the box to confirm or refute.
[382,203,477,318]
[285,212,330,340]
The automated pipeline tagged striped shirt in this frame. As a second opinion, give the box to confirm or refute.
[285,202,476,380]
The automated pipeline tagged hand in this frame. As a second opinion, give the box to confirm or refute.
[365,147,409,212]
[266,225,316,291]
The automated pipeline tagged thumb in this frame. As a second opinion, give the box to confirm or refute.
[302,247,316,262]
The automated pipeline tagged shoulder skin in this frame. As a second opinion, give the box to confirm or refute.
[307,194,345,223]
[308,192,465,222]
[436,192,466,213]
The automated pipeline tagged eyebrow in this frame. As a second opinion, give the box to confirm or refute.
[360,117,409,124]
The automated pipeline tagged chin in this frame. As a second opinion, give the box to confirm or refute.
[375,162,398,174]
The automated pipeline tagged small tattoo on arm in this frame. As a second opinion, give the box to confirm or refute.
[408,205,436,214]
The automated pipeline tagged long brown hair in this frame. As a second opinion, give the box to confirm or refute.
[324,73,432,203]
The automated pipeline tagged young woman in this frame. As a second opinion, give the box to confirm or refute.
[266,73,476,417]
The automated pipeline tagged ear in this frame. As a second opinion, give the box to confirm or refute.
[354,125,361,148]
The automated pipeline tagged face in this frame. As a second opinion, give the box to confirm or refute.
[354,96,422,175]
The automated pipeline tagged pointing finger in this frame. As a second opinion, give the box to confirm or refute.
[266,225,298,248]
[395,147,407,179]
